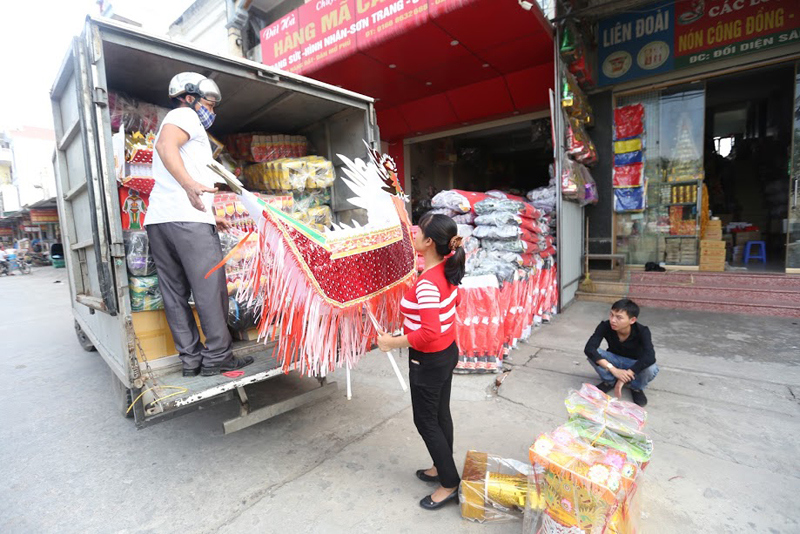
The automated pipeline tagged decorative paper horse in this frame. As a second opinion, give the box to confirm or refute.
[209,143,415,377]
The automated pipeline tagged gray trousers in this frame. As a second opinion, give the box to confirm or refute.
[146,222,232,368]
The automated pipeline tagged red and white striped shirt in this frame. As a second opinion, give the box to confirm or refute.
[401,262,460,353]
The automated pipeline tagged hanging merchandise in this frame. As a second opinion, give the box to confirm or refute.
[614,149,643,166]
[129,275,164,312]
[614,104,645,140]
[118,186,149,230]
[613,163,644,188]
[667,113,704,182]
[561,159,586,203]
[566,117,597,166]
[561,72,593,126]
[615,184,647,212]
[614,137,643,154]
[124,230,156,277]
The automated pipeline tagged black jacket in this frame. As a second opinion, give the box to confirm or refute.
[584,320,656,373]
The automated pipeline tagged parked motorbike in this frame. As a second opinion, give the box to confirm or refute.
[24,250,51,266]
[0,253,31,275]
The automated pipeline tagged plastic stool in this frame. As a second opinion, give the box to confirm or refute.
[744,241,766,264]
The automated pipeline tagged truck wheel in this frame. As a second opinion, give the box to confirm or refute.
[111,373,135,419]
[75,320,97,352]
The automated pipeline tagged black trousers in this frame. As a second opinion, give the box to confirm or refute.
[409,341,460,488]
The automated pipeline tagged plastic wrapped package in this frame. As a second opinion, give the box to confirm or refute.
[486,190,528,202]
[566,117,598,166]
[455,275,504,371]
[526,422,646,534]
[613,163,644,188]
[452,212,477,225]
[473,225,522,240]
[527,182,557,212]
[614,104,645,140]
[294,188,331,211]
[429,207,459,217]
[227,296,258,331]
[463,235,480,254]
[431,190,471,213]
[129,275,164,312]
[123,230,156,276]
[614,186,647,212]
[431,189,489,213]
[481,239,527,253]
[474,198,540,219]
[456,224,474,238]
[459,450,536,523]
[475,212,523,227]
[565,383,648,434]
[109,92,169,133]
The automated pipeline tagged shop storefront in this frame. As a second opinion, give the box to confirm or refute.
[583,0,800,274]
[257,0,569,370]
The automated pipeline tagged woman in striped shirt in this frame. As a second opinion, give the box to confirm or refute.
[378,213,465,510]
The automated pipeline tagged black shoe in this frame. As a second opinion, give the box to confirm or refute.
[630,389,648,407]
[182,367,201,377]
[201,355,255,376]
[596,381,615,394]
[416,469,439,483]
[419,488,459,510]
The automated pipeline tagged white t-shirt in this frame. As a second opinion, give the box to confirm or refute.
[145,107,216,226]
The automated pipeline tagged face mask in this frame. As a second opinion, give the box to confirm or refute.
[195,104,216,129]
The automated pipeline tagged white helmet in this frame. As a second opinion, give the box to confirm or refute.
[168,72,222,103]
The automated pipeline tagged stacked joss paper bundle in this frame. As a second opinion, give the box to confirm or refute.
[525,384,652,534]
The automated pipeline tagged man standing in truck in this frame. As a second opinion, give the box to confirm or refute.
[145,72,253,377]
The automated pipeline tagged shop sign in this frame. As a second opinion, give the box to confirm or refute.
[0,227,13,237]
[674,0,800,68]
[23,226,39,232]
[599,1,675,85]
[598,0,800,86]
[260,0,459,74]
[29,208,59,224]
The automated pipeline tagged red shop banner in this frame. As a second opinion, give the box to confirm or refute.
[260,0,470,75]
[29,208,59,224]
[674,0,800,69]
[0,227,13,237]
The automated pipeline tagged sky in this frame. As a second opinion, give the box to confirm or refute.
[0,0,196,131]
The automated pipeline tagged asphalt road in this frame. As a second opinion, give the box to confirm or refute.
[2,266,799,533]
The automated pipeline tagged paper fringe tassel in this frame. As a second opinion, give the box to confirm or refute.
[236,211,414,377]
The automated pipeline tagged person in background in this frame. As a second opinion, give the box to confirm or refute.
[0,245,9,274]
[584,299,659,407]
[378,213,465,510]
[146,72,253,377]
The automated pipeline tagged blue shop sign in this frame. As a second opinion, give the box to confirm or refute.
[598,1,675,86]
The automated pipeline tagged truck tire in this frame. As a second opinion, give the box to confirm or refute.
[75,320,97,352]
[111,373,135,419]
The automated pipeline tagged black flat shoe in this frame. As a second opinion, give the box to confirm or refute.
[416,469,439,483]
[419,489,459,510]
[630,389,648,407]
[183,367,201,377]
[596,381,614,394]
[201,355,255,376]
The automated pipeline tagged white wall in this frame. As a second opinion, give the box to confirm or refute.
[168,0,229,56]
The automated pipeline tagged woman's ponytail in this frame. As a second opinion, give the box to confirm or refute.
[418,213,466,286]
[444,245,466,286]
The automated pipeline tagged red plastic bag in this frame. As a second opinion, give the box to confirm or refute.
[613,163,644,188]
[614,104,644,140]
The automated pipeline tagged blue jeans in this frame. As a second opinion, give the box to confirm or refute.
[589,349,659,391]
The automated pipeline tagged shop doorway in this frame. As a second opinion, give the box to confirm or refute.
[407,118,553,223]
[704,64,795,273]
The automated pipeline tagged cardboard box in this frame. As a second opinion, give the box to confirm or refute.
[234,327,260,341]
[735,231,760,245]
[132,309,205,361]
[700,240,726,250]
[700,261,725,272]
